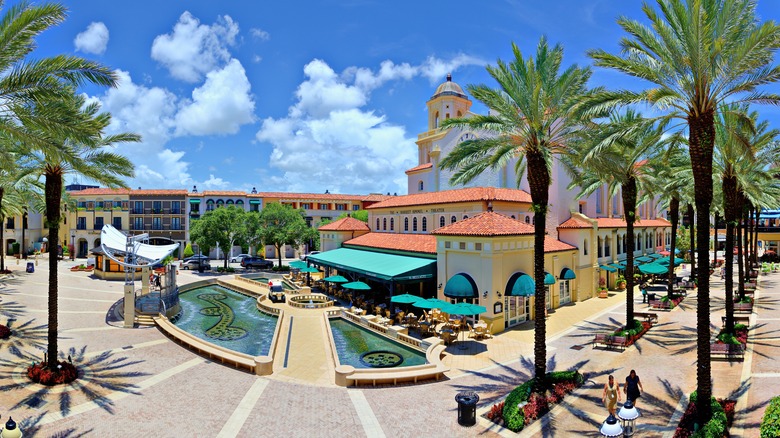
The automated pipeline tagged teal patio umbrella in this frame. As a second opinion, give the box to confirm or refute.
[413,298,449,310]
[638,262,668,275]
[442,302,487,349]
[289,260,307,269]
[390,293,421,304]
[299,267,319,273]
[323,275,348,283]
[342,281,371,291]
[657,256,684,267]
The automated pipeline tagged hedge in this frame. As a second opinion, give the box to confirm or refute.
[502,371,584,432]
[688,391,727,438]
[761,396,780,438]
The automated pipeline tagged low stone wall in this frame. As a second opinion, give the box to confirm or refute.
[287,294,335,309]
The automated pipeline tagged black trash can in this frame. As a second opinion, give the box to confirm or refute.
[455,391,479,427]
[26,262,34,273]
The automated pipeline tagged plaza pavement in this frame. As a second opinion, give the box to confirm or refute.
[0,256,776,437]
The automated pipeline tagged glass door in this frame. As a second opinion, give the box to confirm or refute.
[559,281,571,305]
[504,296,528,328]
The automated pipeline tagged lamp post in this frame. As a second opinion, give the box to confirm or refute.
[617,399,640,436]
[0,416,22,438]
[599,413,623,437]
[70,232,75,261]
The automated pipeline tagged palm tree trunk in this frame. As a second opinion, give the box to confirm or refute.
[744,203,751,278]
[713,212,719,267]
[21,211,26,259]
[622,178,637,328]
[667,197,680,291]
[688,204,696,280]
[689,110,714,424]
[527,150,550,393]
[0,187,4,272]
[723,176,738,334]
[754,210,761,263]
[737,204,745,301]
[45,167,63,369]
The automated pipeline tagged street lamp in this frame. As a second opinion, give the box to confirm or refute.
[599,413,623,437]
[617,400,640,436]
[0,416,22,438]
[70,232,75,261]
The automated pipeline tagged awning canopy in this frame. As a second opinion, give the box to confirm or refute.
[100,224,179,267]
[505,272,535,297]
[599,265,617,272]
[249,200,261,204]
[189,199,201,204]
[609,263,624,271]
[636,256,653,263]
[638,262,668,275]
[544,271,556,285]
[649,253,663,259]
[443,273,478,298]
[560,267,576,280]
[307,248,435,282]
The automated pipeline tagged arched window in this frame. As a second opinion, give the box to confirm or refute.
[605,236,611,257]
[617,235,622,254]
[532,216,535,225]
[226,199,234,204]
[583,239,588,255]
[511,215,516,219]
[451,215,457,224]
[440,216,445,227]
[422,217,427,232]
[418,181,424,191]
[412,217,418,232]
[525,216,530,224]
[434,111,439,128]
[598,236,603,258]
[404,217,409,231]
[376,218,380,230]
[383,218,386,231]
[463,215,469,220]
[390,218,394,231]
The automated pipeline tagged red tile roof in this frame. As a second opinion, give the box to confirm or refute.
[596,217,671,228]
[344,233,437,254]
[132,189,188,196]
[202,191,247,196]
[405,162,433,174]
[432,211,535,236]
[318,217,370,231]
[367,187,532,209]
[558,217,593,229]
[544,237,577,253]
[68,188,131,196]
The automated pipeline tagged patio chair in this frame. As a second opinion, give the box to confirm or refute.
[440,330,455,346]
[466,323,475,339]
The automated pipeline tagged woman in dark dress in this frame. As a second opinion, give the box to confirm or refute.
[624,369,644,406]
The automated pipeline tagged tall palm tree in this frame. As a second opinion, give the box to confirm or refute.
[0,152,40,271]
[24,92,138,370]
[564,110,663,328]
[439,38,596,392]
[587,0,780,422]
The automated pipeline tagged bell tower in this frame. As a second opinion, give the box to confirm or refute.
[426,73,471,130]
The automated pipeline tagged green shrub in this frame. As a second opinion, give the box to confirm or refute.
[501,371,583,432]
[272,265,291,272]
[688,391,728,438]
[761,396,780,437]
[734,323,748,331]
[716,332,741,345]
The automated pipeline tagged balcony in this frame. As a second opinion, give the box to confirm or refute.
[131,209,144,214]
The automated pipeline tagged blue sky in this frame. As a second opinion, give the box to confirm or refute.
[28,0,780,195]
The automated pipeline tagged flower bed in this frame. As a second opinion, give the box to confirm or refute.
[614,319,651,347]
[488,371,584,432]
[715,323,748,345]
[70,264,95,272]
[734,296,753,304]
[673,391,735,438]
[662,295,684,308]
[0,324,10,339]
[761,396,780,437]
[27,361,79,386]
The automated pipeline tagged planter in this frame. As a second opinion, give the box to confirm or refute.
[617,281,626,290]
[598,290,609,299]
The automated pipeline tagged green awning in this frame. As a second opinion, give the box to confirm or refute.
[506,272,535,297]
[560,267,576,280]
[638,262,668,275]
[636,256,653,263]
[599,265,617,272]
[289,260,308,269]
[443,273,478,298]
[544,271,556,285]
[307,248,435,282]
[649,253,663,259]
[658,256,685,267]
[609,263,624,271]
[249,200,261,204]
[189,199,201,204]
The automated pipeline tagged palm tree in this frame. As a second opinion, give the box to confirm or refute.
[0,152,41,271]
[24,92,138,370]
[587,0,780,423]
[564,110,663,328]
[439,38,596,392]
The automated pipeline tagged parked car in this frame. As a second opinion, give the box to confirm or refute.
[230,253,252,263]
[183,255,209,263]
[241,256,273,269]
[300,251,320,261]
[180,257,211,270]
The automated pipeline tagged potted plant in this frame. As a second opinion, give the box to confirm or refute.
[598,277,609,298]
[616,275,627,290]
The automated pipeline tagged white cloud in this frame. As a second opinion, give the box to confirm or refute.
[175,59,255,136]
[74,22,109,55]
[253,55,263,63]
[418,54,485,83]
[202,174,230,189]
[250,28,270,41]
[151,12,239,83]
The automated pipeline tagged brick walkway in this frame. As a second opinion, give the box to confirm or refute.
[0,257,775,437]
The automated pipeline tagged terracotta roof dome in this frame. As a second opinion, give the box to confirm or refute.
[432,73,467,99]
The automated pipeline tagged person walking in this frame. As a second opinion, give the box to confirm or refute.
[624,369,644,406]
[640,282,648,303]
[602,375,621,416]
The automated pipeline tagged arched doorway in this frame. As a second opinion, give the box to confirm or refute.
[504,272,534,328]
[77,238,88,258]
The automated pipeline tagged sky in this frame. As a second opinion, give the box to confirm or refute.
[25,0,780,195]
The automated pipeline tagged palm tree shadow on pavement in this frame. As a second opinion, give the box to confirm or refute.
[0,345,150,418]
[0,319,48,357]
[17,412,93,438]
